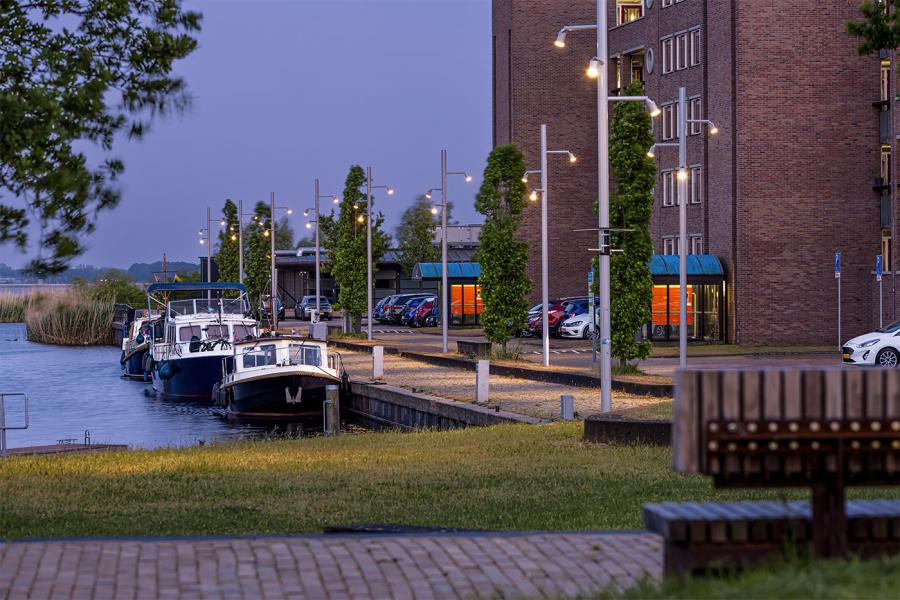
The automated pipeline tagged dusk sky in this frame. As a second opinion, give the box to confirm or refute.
[1,0,492,269]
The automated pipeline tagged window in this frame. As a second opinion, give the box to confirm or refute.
[883,232,893,272]
[289,344,322,367]
[690,29,702,66]
[676,32,688,70]
[617,0,643,25]
[205,325,229,340]
[661,0,673,6]
[663,237,677,255]
[242,344,276,368]
[661,103,678,140]
[233,324,254,340]
[631,57,643,84]
[690,235,703,255]
[882,60,891,103]
[661,37,674,74]
[178,326,202,342]
[882,145,892,185]
[690,166,703,204]
[689,97,702,135]
[661,170,676,206]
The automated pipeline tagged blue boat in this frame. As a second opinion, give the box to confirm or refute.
[146,282,258,400]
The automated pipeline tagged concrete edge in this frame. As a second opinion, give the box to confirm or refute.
[583,415,672,446]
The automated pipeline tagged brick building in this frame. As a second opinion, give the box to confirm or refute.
[493,0,887,345]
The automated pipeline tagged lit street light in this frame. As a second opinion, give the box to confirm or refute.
[269,192,294,331]
[363,168,394,341]
[304,179,340,323]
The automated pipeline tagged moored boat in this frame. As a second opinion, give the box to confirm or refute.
[213,336,343,418]
[120,310,159,380]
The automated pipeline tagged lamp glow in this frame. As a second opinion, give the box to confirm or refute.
[333,196,340,204]
[529,190,538,201]
[521,174,529,183]
[425,191,432,199]
[305,222,312,229]
[387,187,395,195]
[587,57,600,79]
[219,219,225,226]
[304,208,310,216]
[231,234,237,241]
[357,214,364,223]
[199,239,205,245]
[465,174,473,183]
[677,169,688,181]
[286,208,293,215]
[709,125,719,135]
[647,99,661,118]
[646,146,655,158]
[568,153,577,163]
[554,30,567,48]
[431,207,438,215]
[263,229,270,237]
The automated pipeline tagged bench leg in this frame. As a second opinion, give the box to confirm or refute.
[811,481,847,558]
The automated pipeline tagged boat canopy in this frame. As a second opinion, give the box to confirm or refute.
[147,282,247,294]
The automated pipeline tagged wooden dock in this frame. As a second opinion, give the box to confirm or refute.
[1,443,128,457]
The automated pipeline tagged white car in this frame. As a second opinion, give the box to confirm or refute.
[559,310,599,339]
[842,321,900,367]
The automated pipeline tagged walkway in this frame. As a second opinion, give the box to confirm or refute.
[0,532,662,599]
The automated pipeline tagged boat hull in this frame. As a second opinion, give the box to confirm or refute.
[152,354,224,399]
[225,374,339,418]
[121,345,149,380]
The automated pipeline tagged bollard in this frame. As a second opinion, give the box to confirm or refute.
[373,346,384,380]
[323,385,340,436]
[476,359,490,404]
[560,395,575,420]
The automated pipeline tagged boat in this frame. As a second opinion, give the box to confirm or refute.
[119,309,158,380]
[146,282,259,399]
[213,336,344,418]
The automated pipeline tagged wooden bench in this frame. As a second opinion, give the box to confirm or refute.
[645,367,900,573]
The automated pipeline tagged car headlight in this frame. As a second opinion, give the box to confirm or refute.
[858,339,880,348]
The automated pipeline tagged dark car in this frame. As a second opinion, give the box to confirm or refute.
[294,295,332,321]
[400,297,433,326]
[526,296,588,338]
[258,296,285,322]
[382,293,433,324]
[374,295,399,322]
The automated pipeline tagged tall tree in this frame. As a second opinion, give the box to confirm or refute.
[321,165,389,332]
[475,145,530,353]
[396,196,438,276]
[847,1,900,55]
[275,216,294,250]
[215,199,241,283]
[608,80,655,366]
[0,1,201,275]
[244,201,271,306]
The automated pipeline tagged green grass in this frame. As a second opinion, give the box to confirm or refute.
[603,555,900,599]
[1,422,896,541]
[612,401,674,421]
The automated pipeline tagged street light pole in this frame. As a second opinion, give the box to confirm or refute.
[206,206,212,300]
[364,168,394,342]
[270,192,277,331]
[677,88,689,370]
[238,199,244,284]
[314,179,322,321]
[440,150,449,353]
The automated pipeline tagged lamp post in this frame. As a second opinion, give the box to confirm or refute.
[199,207,225,301]
[647,86,718,369]
[364,167,394,341]
[523,124,576,367]
[305,179,340,322]
[555,7,660,413]
[269,192,294,331]
[423,150,472,353]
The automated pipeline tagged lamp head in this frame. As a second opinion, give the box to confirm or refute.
[521,173,529,183]
[231,234,237,241]
[263,229,270,237]
[333,196,340,204]
[305,222,312,229]
[304,208,310,217]
[219,219,225,227]
[646,146,656,158]
[464,174,473,183]
[425,191,432,199]
[709,123,719,135]
[286,208,293,215]
[554,29,567,48]
[587,57,601,79]
[529,190,538,202]
[568,153,577,164]
[431,206,438,215]
[387,187,395,195]
[199,239,205,245]
[357,214,364,223]
[647,99,661,118]
[677,169,688,181]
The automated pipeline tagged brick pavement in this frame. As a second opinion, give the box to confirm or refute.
[0,532,662,599]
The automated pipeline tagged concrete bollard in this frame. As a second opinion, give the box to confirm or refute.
[373,346,384,380]
[324,384,340,436]
[560,395,575,420]
[476,359,490,404]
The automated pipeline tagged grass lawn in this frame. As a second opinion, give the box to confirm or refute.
[1,422,896,541]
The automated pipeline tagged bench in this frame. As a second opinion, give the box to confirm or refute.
[645,367,900,573]
[456,340,492,358]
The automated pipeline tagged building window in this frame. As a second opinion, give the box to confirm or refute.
[676,32,689,70]
[689,97,701,135]
[661,103,677,140]
[661,170,676,207]
[690,29,702,66]
[882,59,891,103]
[883,232,893,272]
[661,0,674,6]
[661,37,674,74]
[617,0,643,25]
[663,237,677,255]
[690,235,703,255]
[690,166,702,204]
[882,145,892,185]
[631,56,643,84]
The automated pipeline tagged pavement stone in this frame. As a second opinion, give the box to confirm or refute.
[0,532,661,599]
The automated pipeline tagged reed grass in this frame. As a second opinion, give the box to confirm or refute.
[22,289,116,345]
[0,294,29,323]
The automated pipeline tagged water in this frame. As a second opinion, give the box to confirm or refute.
[0,323,325,449]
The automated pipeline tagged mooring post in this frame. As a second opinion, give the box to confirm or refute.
[476,359,490,404]
[373,346,384,380]
[324,384,340,436]
[560,395,575,420]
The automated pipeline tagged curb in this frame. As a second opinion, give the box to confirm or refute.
[583,415,672,446]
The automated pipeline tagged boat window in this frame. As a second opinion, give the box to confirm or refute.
[289,344,321,367]
[233,324,254,340]
[242,344,276,368]
[178,326,202,342]
[206,325,229,340]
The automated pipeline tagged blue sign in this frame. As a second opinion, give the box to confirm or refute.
[588,270,594,284]
[835,251,841,279]
[877,255,883,282]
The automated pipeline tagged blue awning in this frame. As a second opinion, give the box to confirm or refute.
[649,255,724,277]
[147,282,247,293]
[412,262,481,280]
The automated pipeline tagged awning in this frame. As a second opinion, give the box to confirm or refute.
[649,255,724,279]
[412,262,481,280]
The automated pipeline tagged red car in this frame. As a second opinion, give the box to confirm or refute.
[409,298,435,328]
[526,297,588,338]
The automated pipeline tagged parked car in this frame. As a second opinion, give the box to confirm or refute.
[559,308,600,339]
[842,320,900,367]
[401,296,434,326]
[258,295,285,322]
[526,297,588,338]
[409,298,436,328]
[374,295,398,322]
[382,293,433,324]
[294,295,332,321]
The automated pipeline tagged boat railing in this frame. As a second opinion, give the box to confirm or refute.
[153,338,234,361]
[0,392,29,457]
[225,343,333,381]
[166,298,248,317]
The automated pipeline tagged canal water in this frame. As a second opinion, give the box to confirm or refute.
[0,323,328,449]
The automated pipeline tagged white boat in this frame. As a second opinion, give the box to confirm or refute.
[119,309,159,380]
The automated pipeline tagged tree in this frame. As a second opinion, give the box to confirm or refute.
[244,201,272,306]
[607,80,656,366]
[275,216,294,250]
[295,235,315,248]
[89,269,145,306]
[321,165,389,332]
[215,199,241,283]
[474,145,530,353]
[0,1,201,275]
[396,196,438,276]
[847,1,900,55]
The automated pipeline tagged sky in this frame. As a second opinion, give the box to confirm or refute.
[1,0,492,269]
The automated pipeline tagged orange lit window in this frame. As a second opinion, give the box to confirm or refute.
[617,0,643,25]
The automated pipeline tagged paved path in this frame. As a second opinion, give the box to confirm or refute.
[0,532,661,599]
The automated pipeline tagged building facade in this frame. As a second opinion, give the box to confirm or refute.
[494,0,887,345]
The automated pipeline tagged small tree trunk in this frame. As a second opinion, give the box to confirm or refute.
[353,314,361,334]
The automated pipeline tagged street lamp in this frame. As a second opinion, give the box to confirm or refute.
[269,192,294,331]
[200,207,224,301]
[305,179,340,323]
[524,124,576,367]
[555,4,660,413]
[646,86,718,370]
[363,167,394,341]
[423,150,472,353]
